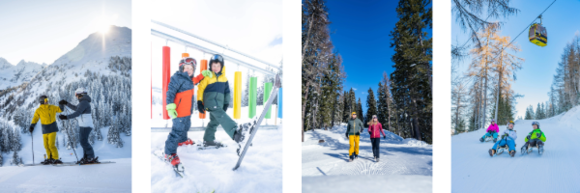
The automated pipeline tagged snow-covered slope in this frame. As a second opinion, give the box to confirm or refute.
[302,124,432,193]
[0,58,46,90]
[452,106,580,192]
[0,123,132,192]
[151,122,282,192]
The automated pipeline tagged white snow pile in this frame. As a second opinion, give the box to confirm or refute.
[452,108,580,193]
[401,138,429,147]
[302,124,432,193]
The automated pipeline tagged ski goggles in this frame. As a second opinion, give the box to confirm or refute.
[179,57,197,68]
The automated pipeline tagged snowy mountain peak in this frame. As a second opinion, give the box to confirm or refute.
[53,25,131,67]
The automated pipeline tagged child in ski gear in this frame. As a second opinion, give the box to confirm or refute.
[522,121,546,151]
[368,115,386,162]
[346,112,364,162]
[163,57,206,165]
[30,95,63,164]
[489,122,517,157]
[58,88,98,164]
[480,119,499,142]
[197,54,249,148]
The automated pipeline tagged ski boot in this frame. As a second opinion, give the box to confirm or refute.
[40,158,53,165]
[166,153,185,176]
[76,156,88,164]
[509,150,516,157]
[493,138,497,143]
[479,138,484,142]
[538,145,544,155]
[488,149,495,157]
[202,141,225,149]
[178,138,195,147]
[86,157,100,164]
[348,155,353,162]
[52,158,63,164]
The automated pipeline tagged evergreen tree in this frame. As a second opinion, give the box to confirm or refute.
[390,0,432,142]
[357,98,363,122]
[365,88,378,127]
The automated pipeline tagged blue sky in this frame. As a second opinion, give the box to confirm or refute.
[326,0,431,114]
[452,0,580,119]
[0,0,131,65]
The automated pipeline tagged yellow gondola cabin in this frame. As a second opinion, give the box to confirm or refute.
[529,23,547,47]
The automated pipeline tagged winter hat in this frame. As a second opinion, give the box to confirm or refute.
[75,88,87,95]
[179,57,197,73]
[491,119,495,123]
[372,115,377,119]
[351,112,357,115]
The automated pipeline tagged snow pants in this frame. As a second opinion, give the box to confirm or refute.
[481,132,498,140]
[525,139,544,148]
[203,108,237,142]
[492,139,515,152]
[79,127,95,159]
[371,138,381,158]
[165,116,191,155]
[43,132,59,159]
[348,135,360,157]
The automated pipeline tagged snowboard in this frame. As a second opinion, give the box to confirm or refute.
[153,150,185,178]
[232,74,281,171]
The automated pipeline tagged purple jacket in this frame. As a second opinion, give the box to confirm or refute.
[486,123,499,133]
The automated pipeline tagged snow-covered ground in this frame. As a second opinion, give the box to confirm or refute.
[452,106,580,192]
[302,124,432,193]
[151,125,282,193]
[0,124,132,193]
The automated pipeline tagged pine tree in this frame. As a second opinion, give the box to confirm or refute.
[365,88,378,127]
[357,98,363,122]
[390,0,432,142]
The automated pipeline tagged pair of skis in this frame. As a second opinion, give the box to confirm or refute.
[19,161,115,167]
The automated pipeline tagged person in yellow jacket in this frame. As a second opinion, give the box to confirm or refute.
[29,95,64,165]
[345,112,364,162]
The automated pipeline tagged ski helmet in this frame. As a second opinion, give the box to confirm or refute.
[179,57,197,73]
[38,95,48,104]
[75,88,87,95]
[209,54,224,72]
[532,121,540,127]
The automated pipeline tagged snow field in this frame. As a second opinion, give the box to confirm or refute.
[302,124,432,193]
[151,125,282,193]
[452,106,580,192]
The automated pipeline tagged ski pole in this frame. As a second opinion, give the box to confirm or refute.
[31,131,34,164]
[64,108,79,162]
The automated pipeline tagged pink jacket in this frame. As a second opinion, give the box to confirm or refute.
[368,123,386,138]
[486,123,499,133]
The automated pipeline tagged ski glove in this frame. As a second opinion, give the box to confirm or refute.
[345,133,349,139]
[166,103,178,119]
[526,135,531,140]
[197,101,205,114]
[58,100,68,105]
[383,136,386,139]
[536,133,541,138]
[201,70,213,78]
[58,114,68,120]
[223,104,229,112]
[29,125,34,133]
